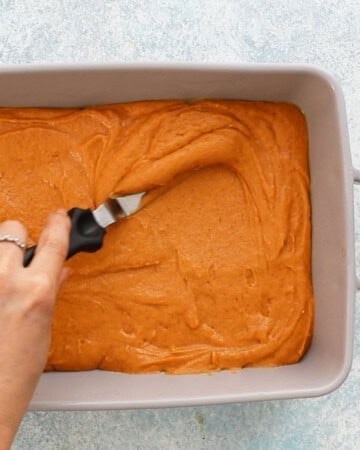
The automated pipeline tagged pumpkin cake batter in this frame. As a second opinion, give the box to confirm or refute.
[0,100,313,373]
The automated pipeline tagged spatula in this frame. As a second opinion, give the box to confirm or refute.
[23,192,145,267]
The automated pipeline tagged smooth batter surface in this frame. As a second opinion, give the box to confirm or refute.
[0,100,313,373]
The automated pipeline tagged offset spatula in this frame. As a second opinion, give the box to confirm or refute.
[23,192,145,267]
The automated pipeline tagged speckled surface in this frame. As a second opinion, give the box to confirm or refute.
[1,0,359,449]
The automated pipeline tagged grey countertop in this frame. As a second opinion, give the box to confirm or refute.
[1,0,359,449]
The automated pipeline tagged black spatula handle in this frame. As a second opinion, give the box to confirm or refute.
[23,208,106,267]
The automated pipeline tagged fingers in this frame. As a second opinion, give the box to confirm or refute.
[0,220,27,269]
[29,210,70,283]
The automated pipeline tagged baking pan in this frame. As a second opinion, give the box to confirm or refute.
[0,63,355,410]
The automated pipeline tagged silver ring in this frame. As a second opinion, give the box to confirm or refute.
[0,233,26,250]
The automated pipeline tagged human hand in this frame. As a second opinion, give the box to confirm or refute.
[0,211,70,449]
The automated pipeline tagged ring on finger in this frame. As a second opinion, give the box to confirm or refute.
[0,233,26,250]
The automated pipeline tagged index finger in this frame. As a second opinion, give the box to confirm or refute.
[29,210,70,282]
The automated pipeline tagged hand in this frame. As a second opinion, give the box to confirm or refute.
[0,211,70,449]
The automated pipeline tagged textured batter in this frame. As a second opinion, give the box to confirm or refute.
[0,100,313,373]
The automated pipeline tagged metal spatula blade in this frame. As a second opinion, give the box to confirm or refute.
[93,192,146,229]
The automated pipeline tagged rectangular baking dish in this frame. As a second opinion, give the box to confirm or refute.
[0,63,355,410]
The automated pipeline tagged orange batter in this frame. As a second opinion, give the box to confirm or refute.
[0,100,313,373]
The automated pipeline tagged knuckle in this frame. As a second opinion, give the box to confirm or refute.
[0,271,55,317]
[31,273,53,296]
[26,273,54,308]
